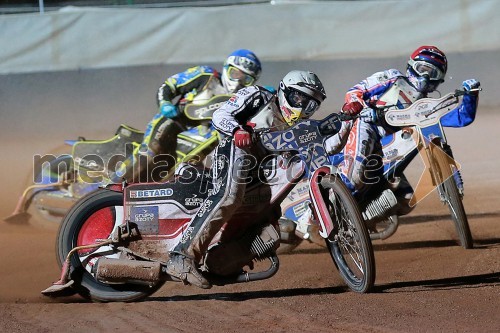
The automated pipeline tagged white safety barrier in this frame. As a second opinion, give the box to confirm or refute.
[1,0,499,74]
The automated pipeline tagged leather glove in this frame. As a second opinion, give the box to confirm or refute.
[159,101,179,118]
[234,127,253,149]
[342,101,364,115]
[360,108,378,123]
[462,79,480,92]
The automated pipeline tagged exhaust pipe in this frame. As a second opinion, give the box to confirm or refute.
[95,258,161,285]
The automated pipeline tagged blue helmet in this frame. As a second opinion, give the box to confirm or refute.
[222,49,262,93]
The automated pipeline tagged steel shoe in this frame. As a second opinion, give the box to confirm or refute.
[165,253,211,289]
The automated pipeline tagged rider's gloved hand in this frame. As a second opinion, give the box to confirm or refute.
[159,101,179,118]
[462,79,480,94]
[360,108,378,123]
[233,127,253,149]
[342,101,364,115]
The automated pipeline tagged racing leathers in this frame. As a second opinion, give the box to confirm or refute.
[115,65,229,183]
[171,85,288,265]
[326,69,479,215]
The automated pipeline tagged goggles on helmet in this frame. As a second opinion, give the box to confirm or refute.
[227,66,256,86]
[409,60,444,81]
[233,55,261,75]
[286,88,319,118]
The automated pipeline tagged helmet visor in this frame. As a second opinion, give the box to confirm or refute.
[227,66,255,86]
[287,89,312,107]
[411,61,444,81]
[286,89,319,118]
[302,99,319,118]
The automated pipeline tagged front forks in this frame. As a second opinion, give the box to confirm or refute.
[430,142,464,202]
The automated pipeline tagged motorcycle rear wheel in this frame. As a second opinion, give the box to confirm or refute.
[57,189,164,302]
[24,152,74,229]
[435,151,473,249]
[320,175,376,293]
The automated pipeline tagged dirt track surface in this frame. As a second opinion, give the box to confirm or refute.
[1,112,499,333]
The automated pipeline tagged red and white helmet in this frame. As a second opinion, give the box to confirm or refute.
[407,45,448,92]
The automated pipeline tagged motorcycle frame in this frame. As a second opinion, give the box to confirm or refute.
[383,92,465,201]
[86,115,342,259]
[281,92,467,234]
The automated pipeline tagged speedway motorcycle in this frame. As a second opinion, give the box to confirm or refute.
[279,84,479,250]
[41,112,376,302]
[5,94,231,228]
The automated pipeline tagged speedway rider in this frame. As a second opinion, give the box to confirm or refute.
[165,70,327,288]
[326,45,481,222]
[113,49,262,183]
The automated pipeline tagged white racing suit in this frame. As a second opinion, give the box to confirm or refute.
[173,85,288,262]
[326,69,479,213]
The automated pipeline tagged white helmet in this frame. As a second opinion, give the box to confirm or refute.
[278,70,326,126]
[222,49,262,93]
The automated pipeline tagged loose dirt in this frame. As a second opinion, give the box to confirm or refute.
[0,112,498,333]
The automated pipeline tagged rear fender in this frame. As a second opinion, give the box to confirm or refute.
[102,184,124,193]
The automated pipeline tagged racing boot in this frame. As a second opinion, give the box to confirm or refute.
[165,252,211,289]
[362,189,398,223]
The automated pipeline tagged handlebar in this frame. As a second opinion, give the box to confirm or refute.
[336,113,357,121]
[262,87,482,140]
[355,87,483,120]
[454,87,482,97]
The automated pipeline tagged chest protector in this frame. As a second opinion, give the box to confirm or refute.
[375,77,422,111]
[247,97,288,132]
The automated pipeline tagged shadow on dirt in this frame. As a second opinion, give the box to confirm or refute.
[375,271,500,293]
[282,247,327,255]
[373,237,500,251]
[400,211,500,224]
[148,285,348,303]
[39,285,348,304]
[39,271,499,304]
[282,237,500,254]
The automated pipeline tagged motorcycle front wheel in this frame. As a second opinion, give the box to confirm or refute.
[320,175,375,293]
[434,149,473,249]
[57,189,164,302]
